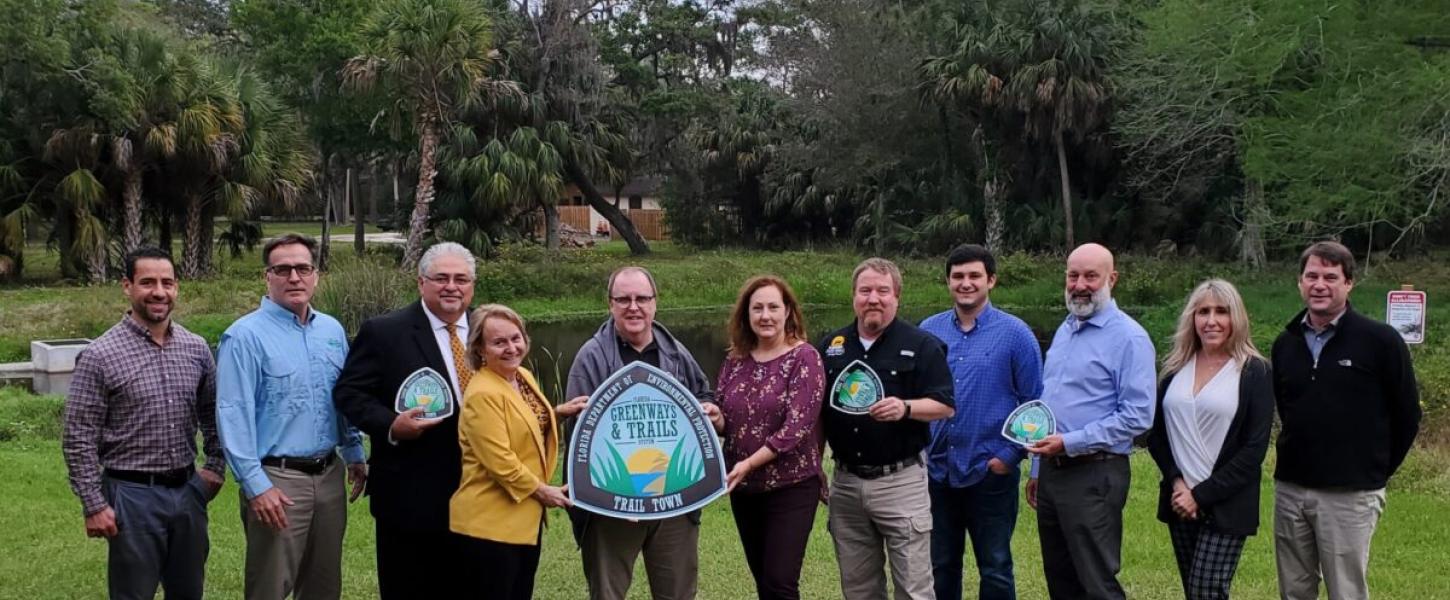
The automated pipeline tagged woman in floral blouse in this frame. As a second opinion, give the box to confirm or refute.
[716,275,827,600]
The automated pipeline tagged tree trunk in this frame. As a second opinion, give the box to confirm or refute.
[87,239,108,284]
[1055,129,1075,250]
[158,204,173,254]
[354,166,366,256]
[121,167,144,255]
[404,121,442,269]
[181,195,207,278]
[874,188,885,256]
[984,175,1005,251]
[564,156,650,255]
[320,160,333,272]
[542,201,560,250]
[1238,180,1267,268]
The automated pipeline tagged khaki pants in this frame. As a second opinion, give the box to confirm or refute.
[241,460,347,600]
[580,513,699,600]
[1274,481,1386,600]
[829,462,935,600]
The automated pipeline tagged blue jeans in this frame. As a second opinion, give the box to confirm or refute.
[930,469,1019,600]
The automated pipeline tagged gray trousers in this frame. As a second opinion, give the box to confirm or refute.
[580,513,700,600]
[828,462,936,600]
[240,460,347,600]
[1274,481,1386,600]
[1036,455,1130,600]
[103,474,211,600]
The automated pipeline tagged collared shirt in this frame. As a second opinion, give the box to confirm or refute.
[1301,309,1345,364]
[62,315,221,515]
[818,318,955,467]
[618,335,661,368]
[422,304,469,402]
[920,304,1044,487]
[1035,300,1156,476]
[217,297,365,498]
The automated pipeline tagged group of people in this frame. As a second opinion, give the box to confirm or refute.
[60,234,1421,600]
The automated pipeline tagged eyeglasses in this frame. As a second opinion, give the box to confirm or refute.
[266,263,316,278]
[424,274,475,287]
[610,295,656,307]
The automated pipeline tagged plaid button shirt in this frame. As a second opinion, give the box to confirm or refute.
[62,315,223,515]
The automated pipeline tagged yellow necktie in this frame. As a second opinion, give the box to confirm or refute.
[446,323,472,395]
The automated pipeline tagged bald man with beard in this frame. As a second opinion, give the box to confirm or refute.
[1025,244,1156,600]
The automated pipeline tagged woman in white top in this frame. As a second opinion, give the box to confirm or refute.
[1148,279,1275,600]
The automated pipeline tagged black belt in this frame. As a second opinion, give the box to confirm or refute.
[262,454,335,475]
[1048,452,1126,469]
[105,466,194,488]
[838,455,922,480]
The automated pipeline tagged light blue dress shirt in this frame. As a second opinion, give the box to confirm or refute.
[217,296,365,498]
[1033,300,1156,477]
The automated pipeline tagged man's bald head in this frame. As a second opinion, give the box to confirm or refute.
[1064,243,1118,319]
[1067,243,1115,274]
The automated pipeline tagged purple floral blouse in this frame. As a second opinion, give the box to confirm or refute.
[716,343,826,493]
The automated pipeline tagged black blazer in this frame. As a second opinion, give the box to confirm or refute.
[1148,357,1274,537]
[334,301,464,533]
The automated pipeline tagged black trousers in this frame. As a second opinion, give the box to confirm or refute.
[729,476,820,600]
[375,522,468,599]
[1036,456,1131,600]
[457,533,543,600]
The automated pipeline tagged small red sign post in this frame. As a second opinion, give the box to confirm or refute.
[1386,286,1426,345]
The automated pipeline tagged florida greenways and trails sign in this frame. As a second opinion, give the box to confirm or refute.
[567,361,727,520]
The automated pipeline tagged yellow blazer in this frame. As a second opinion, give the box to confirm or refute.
[449,366,559,545]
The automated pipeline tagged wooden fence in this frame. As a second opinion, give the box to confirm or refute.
[615,209,670,241]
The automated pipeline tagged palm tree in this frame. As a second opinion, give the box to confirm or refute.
[343,0,515,268]
[921,0,1119,250]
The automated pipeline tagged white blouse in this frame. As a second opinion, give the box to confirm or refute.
[1164,357,1242,488]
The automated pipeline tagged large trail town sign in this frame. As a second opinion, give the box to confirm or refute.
[567,361,727,519]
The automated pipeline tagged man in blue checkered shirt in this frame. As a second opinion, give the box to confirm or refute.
[920,244,1044,600]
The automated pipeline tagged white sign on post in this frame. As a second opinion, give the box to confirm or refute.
[1386,289,1426,345]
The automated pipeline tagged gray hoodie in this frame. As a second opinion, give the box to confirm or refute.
[564,318,714,403]
[564,317,714,539]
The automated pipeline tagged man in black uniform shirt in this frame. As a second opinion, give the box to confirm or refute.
[818,257,956,600]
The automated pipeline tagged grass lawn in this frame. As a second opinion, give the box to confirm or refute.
[1,387,1447,598]
[3,243,1449,597]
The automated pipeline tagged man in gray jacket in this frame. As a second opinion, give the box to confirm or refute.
[562,266,717,600]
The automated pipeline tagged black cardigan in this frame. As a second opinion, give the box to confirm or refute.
[1148,357,1274,537]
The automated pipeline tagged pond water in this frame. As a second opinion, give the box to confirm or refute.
[1,305,1074,400]
[524,305,1070,403]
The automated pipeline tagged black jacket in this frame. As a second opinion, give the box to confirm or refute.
[333,301,464,533]
[1271,306,1421,490]
[1149,357,1274,537]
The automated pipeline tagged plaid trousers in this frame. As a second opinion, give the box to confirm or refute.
[1167,518,1248,600]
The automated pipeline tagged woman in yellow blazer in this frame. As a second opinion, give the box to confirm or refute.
[451,304,570,600]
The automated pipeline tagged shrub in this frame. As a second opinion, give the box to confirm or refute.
[314,256,414,335]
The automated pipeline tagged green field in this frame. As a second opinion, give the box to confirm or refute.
[3,242,1448,597]
[1,389,1447,598]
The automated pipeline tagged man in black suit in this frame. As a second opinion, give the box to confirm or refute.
[334,242,477,598]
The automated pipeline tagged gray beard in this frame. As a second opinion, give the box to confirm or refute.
[1065,286,1112,319]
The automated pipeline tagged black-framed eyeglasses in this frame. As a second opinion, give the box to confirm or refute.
[266,263,316,278]
[424,274,475,287]
[610,294,656,307]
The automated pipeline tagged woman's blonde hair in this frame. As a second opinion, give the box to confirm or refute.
[466,303,530,371]
[1160,279,1263,377]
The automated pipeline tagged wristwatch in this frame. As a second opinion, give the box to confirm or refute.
[902,400,912,420]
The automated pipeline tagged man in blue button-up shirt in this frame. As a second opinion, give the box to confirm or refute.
[1025,243,1155,600]
[921,244,1043,600]
[217,234,366,600]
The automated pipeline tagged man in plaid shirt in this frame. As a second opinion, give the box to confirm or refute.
[62,246,225,600]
